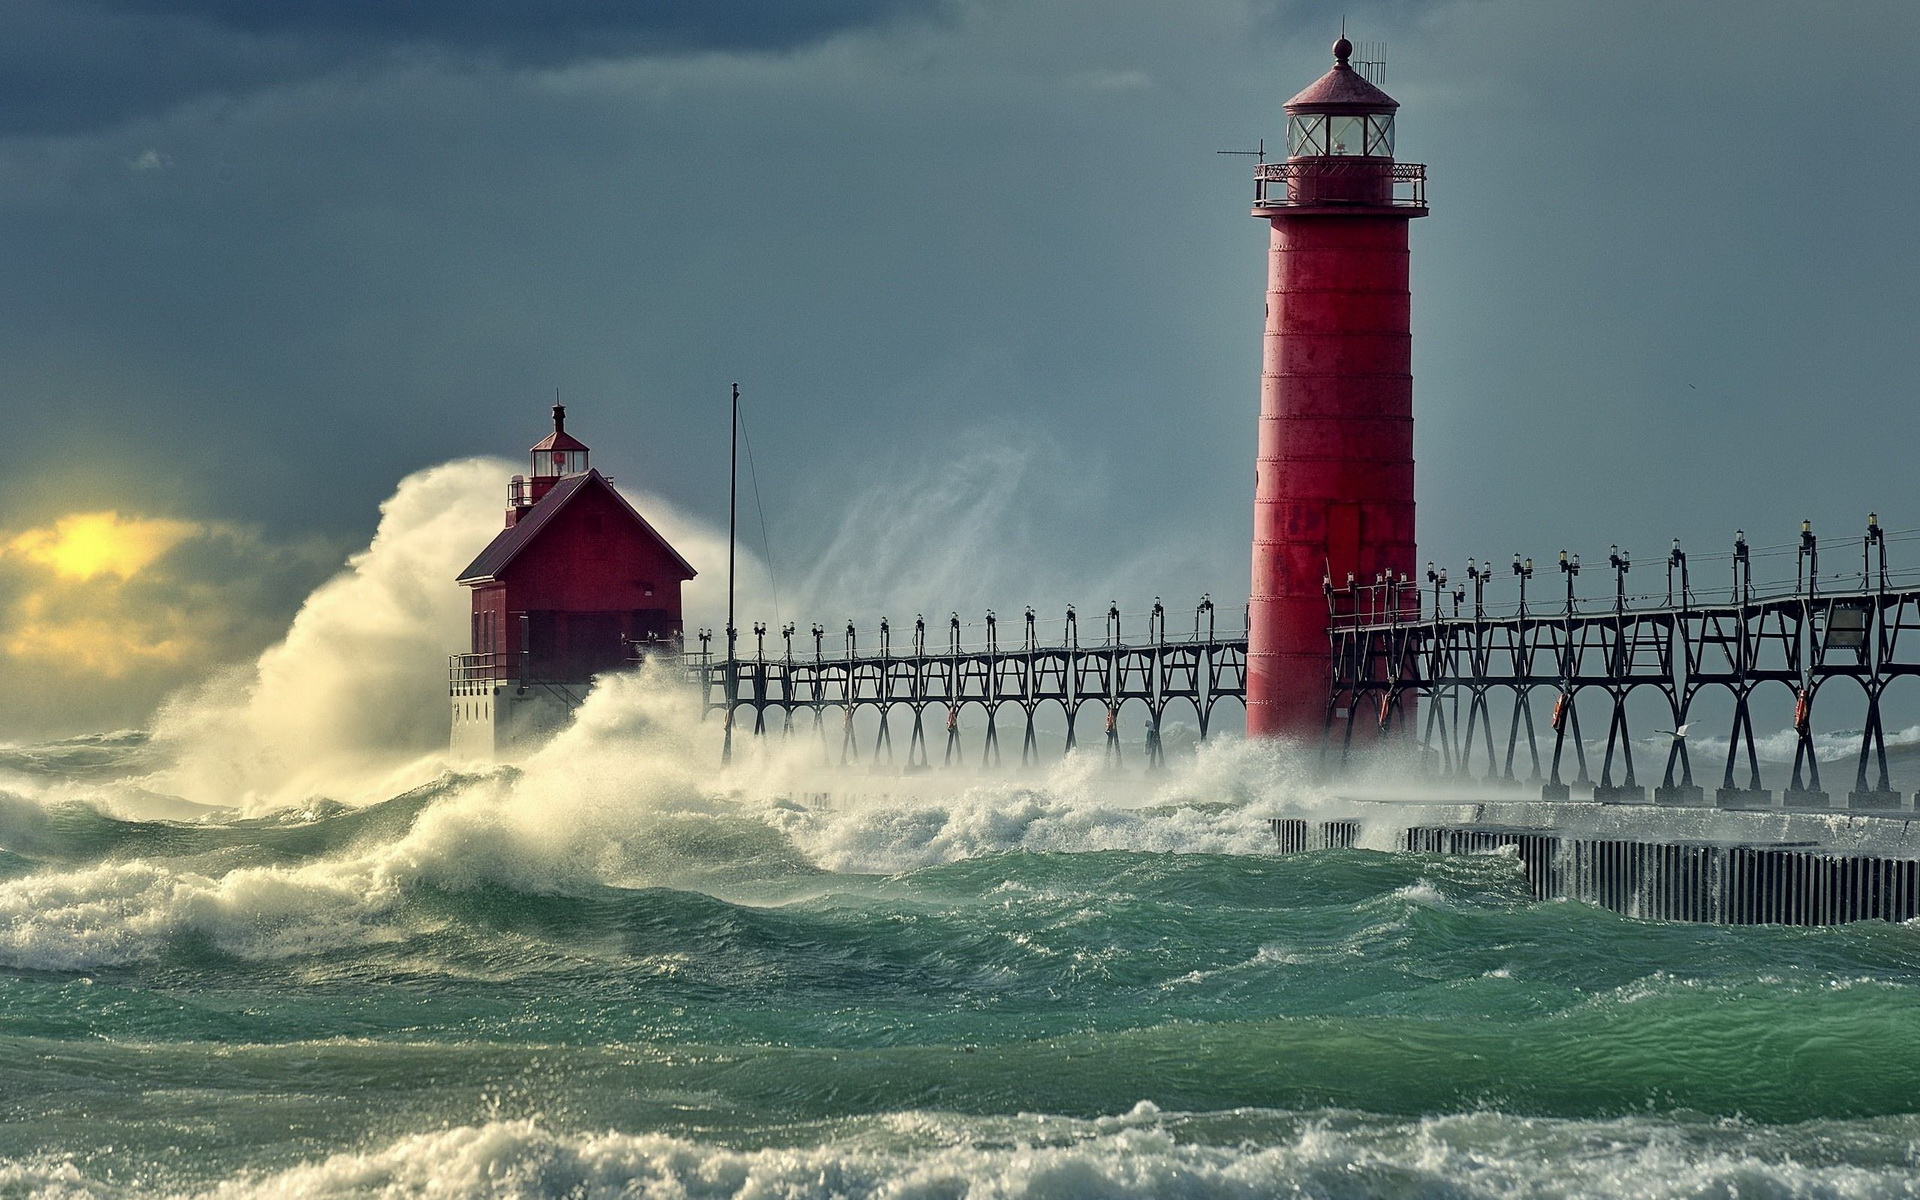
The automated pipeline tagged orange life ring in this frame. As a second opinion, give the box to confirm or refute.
[1550,691,1569,732]
[1793,688,1811,734]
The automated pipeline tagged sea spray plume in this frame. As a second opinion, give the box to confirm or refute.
[790,441,1050,619]
[86,431,1223,818]
[613,484,775,643]
[144,458,511,811]
[784,435,1233,626]
[136,457,766,813]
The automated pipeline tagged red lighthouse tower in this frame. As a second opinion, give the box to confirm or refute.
[1246,38,1427,738]
[450,406,696,757]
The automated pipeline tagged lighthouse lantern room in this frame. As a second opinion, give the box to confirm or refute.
[511,406,592,511]
[450,406,697,759]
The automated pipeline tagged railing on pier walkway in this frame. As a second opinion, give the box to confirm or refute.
[1330,522,1920,809]
[685,600,1247,768]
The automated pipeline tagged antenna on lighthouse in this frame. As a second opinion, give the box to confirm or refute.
[1215,138,1266,163]
[1354,41,1387,84]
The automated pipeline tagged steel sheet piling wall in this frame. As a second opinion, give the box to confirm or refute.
[1334,822,1920,926]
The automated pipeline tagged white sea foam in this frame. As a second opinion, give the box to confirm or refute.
[0,858,403,971]
[0,674,1346,970]
[6,1109,1920,1199]
[0,663,749,969]
[764,748,1305,871]
[1391,879,1448,907]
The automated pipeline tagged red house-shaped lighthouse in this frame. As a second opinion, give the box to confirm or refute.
[450,406,696,757]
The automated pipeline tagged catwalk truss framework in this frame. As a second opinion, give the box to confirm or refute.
[1332,529,1920,808]
[687,601,1247,768]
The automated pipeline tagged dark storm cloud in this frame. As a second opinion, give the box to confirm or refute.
[97,0,943,51]
[0,0,949,134]
[5,0,1920,740]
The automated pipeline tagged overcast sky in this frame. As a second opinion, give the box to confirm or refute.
[2,0,1918,736]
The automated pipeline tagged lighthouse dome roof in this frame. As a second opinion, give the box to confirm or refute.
[1284,39,1399,114]
[530,428,590,453]
[529,403,589,454]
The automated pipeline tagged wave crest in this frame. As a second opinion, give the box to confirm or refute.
[13,1109,1920,1199]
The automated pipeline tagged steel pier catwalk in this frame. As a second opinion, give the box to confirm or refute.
[686,603,1247,768]
[1329,558,1920,809]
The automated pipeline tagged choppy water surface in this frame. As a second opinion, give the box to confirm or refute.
[4,732,1920,1198]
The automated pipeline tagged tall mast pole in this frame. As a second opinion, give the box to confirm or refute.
[723,382,739,765]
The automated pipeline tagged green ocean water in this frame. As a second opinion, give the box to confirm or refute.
[4,737,1920,1197]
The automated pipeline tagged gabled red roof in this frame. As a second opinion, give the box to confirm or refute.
[457,469,697,585]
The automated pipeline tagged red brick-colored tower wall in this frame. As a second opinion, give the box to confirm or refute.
[1247,214,1415,737]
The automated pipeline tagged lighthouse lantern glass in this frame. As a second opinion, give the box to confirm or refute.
[1286,114,1326,156]
[538,448,588,477]
[1287,113,1393,158]
[1366,114,1393,156]
[1327,115,1366,155]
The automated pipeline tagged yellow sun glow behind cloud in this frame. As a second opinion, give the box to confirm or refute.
[0,506,340,734]
[5,511,200,581]
[1,593,196,673]
[0,511,209,676]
